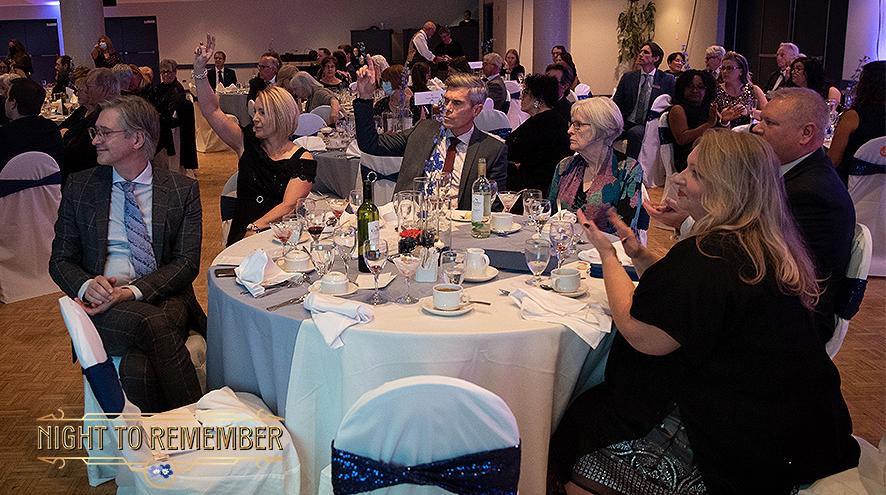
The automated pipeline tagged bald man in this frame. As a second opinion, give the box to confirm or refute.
[407,20,442,66]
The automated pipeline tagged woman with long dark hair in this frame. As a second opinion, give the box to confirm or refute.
[828,60,886,183]
[789,56,841,102]
[7,39,32,77]
[667,69,718,171]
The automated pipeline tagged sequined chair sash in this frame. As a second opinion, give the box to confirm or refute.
[331,442,521,495]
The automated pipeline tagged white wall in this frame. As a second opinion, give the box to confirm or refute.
[843,0,886,80]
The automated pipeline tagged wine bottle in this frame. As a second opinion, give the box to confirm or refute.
[471,159,492,239]
[356,177,379,272]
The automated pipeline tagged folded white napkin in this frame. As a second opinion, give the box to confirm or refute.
[509,287,611,348]
[578,241,633,265]
[294,135,327,152]
[58,296,106,368]
[551,209,577,223]
[346,139,361,158]
[304,293,374,348]
[194,386,263,428]
[235,249,296,297]
[226,83,237,91]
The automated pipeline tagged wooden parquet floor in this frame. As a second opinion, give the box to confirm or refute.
[0,151,882,494]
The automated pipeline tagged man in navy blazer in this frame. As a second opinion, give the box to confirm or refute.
[207,50,237,91]
[611,42,675,158]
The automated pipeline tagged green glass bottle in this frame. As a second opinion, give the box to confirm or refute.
[471,159,492,238]
[356,177,379,272]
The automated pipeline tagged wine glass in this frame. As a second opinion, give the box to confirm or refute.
[270,220,293,252]
[310,240,336,277]
[548,221,574,270]
[529,199,552,238]
[524,239,552,286]
[295,197,316,221]
[440,249,465,285]
[282,214,304,251]
[347,189,363,214]
[391,253,421,304]
[497,190,520,213]
[305,209,329,245]
[393,190,418,231]
[333,225,356,280]
[523,189,543,223]
[362,239,389,305]
[327,198,348,221]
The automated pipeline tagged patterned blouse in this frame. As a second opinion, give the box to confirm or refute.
[715,83,758,127]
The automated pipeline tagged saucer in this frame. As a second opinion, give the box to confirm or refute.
[276,258,315,273]
[450,210,472,222]
[491,223,522,235]
[550,283,588,298]
[420,298,474,316]
[308,281,359,296]
[463,266,499,283]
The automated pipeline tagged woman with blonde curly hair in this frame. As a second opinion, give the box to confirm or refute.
[193,34,316,245]
[549,130,858,493]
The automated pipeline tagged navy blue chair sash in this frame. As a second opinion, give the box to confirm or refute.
[360,164,399,183]
[835,277,867,320]
[82,358,125,417]
[488,128,511,140]
[331,442,521,495]
[220,195,237,221]
[0,171,62,199]
[848,158,885,176]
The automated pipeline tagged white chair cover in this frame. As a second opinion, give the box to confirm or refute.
[637,94,672,188]
[474,108,511,135]
[848,137,886,276]
[220,172,238,246]
[359,152,403,207]
[483,97,494,111]
[0,152,61,303]
[575,83,591,99]
[318,375,519,495]
[311,104,333,124]
[194,100,235,153]
[504,80,521,99]
[827,223,872,358]
[566,89,577,103]
[798,433,886,495]
[295,113,327,137]
[507,98,530,130]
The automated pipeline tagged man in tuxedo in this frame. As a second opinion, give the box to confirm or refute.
[353,59,507,210]
[49,95,205,412]
[247,51,280,101]
[207,50,237,91]
[546,62,576,122]
[764,42,799,95]
[482,52,508,112]
[611,41,676,158]
[0,78,64,171]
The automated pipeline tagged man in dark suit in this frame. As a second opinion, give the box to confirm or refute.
[0,78,64,171]
[207,50,237,91]
[612,42,676,159]
[482,52,509,113]
[546,62,576,123]
[247,51,280,101]
[49,95,204,412]
[354,59,507,210]
[763,42,799,95]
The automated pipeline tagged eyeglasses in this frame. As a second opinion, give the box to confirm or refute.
[569,121,593,130]
[258,64,275,70]
[720,65,738,72]
[790,67,805,73]
[88,127,128,140]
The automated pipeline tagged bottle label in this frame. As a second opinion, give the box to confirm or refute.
[368,220,380,244]
[471,194,485,222]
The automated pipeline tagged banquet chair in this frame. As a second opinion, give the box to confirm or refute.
[847,137,885,276]
[311,105,333,124]
[0,151,61,303]
[220,172,238,246]
[59,296,301,493]
[295,113,327,137]
[359,152,402,206]
[507,97,530,130]
[575,83,592,100]
[505,79,521,100]
[567,89,578,103]
[637,94,672,188]
[318,375,521,495]
[474,108,511,140]
[826,223,872,358]
[483,97,495,111]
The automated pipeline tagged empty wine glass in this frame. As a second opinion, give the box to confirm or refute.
[392,253,421,304]
[333,225,356,280]
[440,249,465,285]
[283,214,304,251]
[310,241,336,277]
[362,239,389,305]
[497,190,520,213]
[548,221,574,269]
[529,199,552,238]
[393,190,418,231]
[523,189,543,223]
[524,239,552,286]
[348,189,363,214]
[295,197,316,221]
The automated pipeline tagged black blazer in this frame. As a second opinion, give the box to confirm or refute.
[783,148,856,343]
[247,76,270,101]
[207,67,237,90]
[485,76,509,113]
[0,115,65,172]
[612,69,676,126]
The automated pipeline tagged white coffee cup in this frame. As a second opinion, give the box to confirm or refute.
[491,212,513,232]
[282,251,313,272]
[320,271,349,295]
[432,284,470,310]
[550,268,581,293]
[464,248,490,277]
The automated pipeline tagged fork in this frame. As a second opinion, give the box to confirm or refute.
[266,294,308,311]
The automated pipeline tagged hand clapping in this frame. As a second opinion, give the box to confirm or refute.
[578,208,644,260]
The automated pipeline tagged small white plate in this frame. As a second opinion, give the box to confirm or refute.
[463,266,499,283]
[450,211,472,222]
[276,259,315,273]
[491,223,522,235]
[420,298,474,316]
[308,281,359,296]
[550,283,588,298]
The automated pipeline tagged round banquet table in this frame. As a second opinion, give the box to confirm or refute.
[206,216,618,494]
[311,150,360,199]
[217,92,250,127]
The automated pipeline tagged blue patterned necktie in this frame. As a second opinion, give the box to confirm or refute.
[122,181,157,278]
[633,73,651,123]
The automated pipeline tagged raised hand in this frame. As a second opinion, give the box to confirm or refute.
[193,33,215,73]
[355,55,377,99]
[643,196,688,229]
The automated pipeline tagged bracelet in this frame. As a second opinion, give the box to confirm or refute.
[192,68,208,80]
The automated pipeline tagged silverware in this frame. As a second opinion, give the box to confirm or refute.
[266,294,308,311]
[498,289,511,296]
[539,284,555,291]
[467,300,491,306]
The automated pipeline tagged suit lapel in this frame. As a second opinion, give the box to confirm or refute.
[151,166,169,262]
[783,149,823,184]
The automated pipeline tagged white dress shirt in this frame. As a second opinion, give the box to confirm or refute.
[432,126,474,193]
[411,30,435,62]
[78,162,154,302]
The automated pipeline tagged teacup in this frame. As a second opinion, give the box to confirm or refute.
[320,271,349,295]
[491,212,513,232]
[464,248,490,277]
[550,268,581,293]
[432,284,470,310]
[282,251,313,272]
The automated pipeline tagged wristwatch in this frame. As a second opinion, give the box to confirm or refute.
[246,223,267,233]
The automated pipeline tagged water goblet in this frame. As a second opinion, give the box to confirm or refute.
[393,190,418,231]
[440,249,465,285]
[362,239,389,305]
[548,221,574,269]
[523,189,543,223]
[310,240,336,278]
[529,199,552,238]
[392,253,421,304]
[347,189,363,214]
[524,239,552,286]
[333,225,356,280]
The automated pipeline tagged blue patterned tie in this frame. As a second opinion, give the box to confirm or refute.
[122,182,157,278]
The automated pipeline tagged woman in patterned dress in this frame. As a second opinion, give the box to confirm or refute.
[715,51,767,128]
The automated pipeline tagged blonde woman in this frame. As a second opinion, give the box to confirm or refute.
[193,34,315,245]
[549,130,858,493]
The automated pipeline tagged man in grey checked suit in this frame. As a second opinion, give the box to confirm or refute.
[50,95,204,412]
[353,59,507,209]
